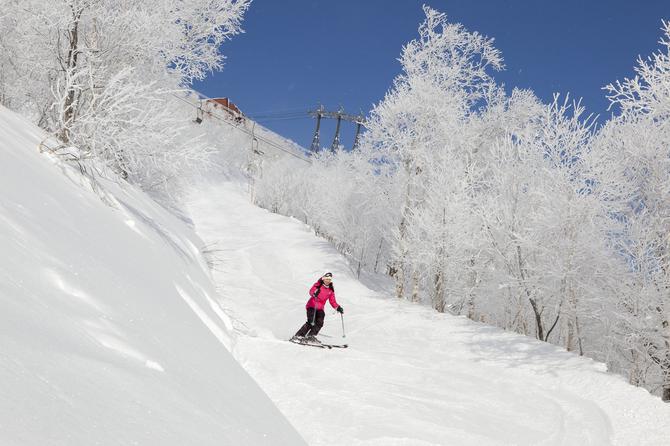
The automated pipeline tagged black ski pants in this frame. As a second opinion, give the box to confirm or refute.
[295,307,325,337]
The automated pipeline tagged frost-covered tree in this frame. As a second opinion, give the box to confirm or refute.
[478,94,621,351]
[0,0,249,188]
[250,7,670,401]
[363,6,503,303]
[592,21,670,400]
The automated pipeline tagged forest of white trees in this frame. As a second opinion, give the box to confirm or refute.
[254,7,670,401]
[0,0,250,194]
[2,2,669,401]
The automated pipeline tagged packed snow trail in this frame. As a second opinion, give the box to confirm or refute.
[187,180,670,446]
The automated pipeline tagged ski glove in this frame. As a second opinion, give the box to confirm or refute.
[337,306,344,314]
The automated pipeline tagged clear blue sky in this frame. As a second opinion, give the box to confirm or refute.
[193,0,670,149]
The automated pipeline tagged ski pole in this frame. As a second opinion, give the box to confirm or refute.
[310,284,323,327]
[311,295,317,326]
[340,313,346,338]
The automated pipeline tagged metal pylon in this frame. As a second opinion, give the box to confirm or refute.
[308,105,366,152]
[309,105,324,153]
[330,111,343,152]
[352,122,363,149]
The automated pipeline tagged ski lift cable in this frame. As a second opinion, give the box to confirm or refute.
[246,108,313,118]
[171,93,312,164]
[189,88,313,119]
[249,113,309,121]
[255,115,310,123]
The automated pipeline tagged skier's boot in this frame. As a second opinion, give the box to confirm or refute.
[290,335,305,343]
[305,335,321,345]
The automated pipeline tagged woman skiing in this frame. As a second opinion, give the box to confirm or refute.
[292,272,343,344]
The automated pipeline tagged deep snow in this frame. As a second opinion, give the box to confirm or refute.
[186,180,670,446]
[0,106,306,445]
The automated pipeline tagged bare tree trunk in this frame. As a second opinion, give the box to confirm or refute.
[466,296,476,319]
[565,290,583,354]
[395,165,412,300]
[433,268,446,312]
[411,269,420,303]
[662,315,670,401]
[544,298,562,343]
[432,207,449,312]
[566,316,575,351]
[356,246,365,279]
[60,3,84,143]
[395,262,405,299]
[515,243,544,340]
[465,257,478,319]
[394,225,407,300]
[629,349,644,387]
[0,66,7,107]
[559,236,581,352]
[528,297,544,341]
[373,238,383,273]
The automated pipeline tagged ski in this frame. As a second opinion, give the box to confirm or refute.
[324,344,348,348]
[289,339,331,349]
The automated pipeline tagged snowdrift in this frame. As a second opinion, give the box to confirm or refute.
[0,106,306,445]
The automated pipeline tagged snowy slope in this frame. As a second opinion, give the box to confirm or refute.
[187,180,670,446]
[0,106,307,445]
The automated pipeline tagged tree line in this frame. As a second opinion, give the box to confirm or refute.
[254,7,670,401]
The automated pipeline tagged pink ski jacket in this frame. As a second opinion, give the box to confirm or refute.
[305,281,339,311]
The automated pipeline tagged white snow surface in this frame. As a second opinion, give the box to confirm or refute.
[3,99,670,446]
[0,106,307,445]
[186,180,670,446]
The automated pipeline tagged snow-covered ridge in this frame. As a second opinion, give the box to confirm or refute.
[0,105,306,445]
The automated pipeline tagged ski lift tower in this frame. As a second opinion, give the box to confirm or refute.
[308,106,366,153]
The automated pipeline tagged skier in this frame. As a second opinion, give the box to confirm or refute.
[292,272,343,344]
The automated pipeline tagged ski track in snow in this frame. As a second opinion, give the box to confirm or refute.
[187,180,670,446]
